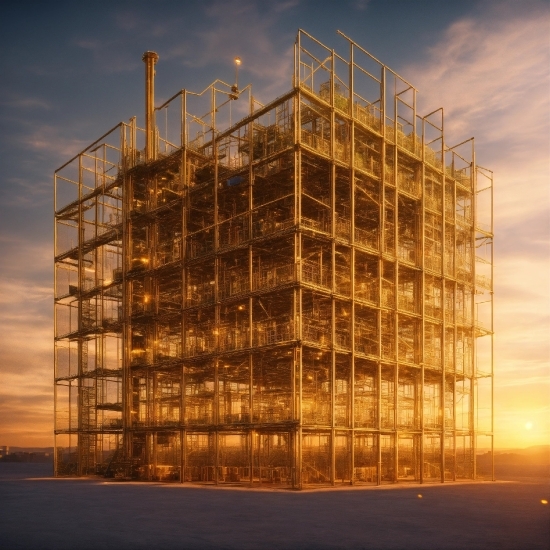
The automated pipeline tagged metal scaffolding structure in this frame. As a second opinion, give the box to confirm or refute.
[54,30,494,487]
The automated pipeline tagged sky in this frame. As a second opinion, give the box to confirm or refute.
[0,0,548,450]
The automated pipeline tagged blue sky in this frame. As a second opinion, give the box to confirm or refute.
[1,0,548,448]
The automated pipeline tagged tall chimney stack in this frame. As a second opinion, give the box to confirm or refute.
[142,51,159,162]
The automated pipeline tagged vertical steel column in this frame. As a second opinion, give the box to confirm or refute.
[53,170,58,476]
[180,90,187,483]
[452,152,458,481]
[123,119,135,463]
[471,141,477,480]
[349,39,356,485]
[393,82,399,484]
[182,125,192,485]
[94,150,100,474]
[214,357,219,485]
[490,172,496,481]
[330,48,336,486]
[211,86,220,486]
[420,101,426,485]
[377,64,386,487]
[297,84,303,488]
[248,109,254,487]
[440,110,447,482]
[77,153,84,476]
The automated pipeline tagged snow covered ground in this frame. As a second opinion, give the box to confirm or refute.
[1,464,548,549]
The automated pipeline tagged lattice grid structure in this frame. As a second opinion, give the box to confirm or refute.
[54,30,494,487]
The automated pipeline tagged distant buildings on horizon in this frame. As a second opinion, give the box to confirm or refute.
[0,446,54,463]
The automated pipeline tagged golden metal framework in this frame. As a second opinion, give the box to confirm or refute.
[54,30,494,487]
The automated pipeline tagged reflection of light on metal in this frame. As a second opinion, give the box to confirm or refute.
[231,57,242,100]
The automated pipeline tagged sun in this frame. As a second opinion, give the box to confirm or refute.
[525,422,533,430]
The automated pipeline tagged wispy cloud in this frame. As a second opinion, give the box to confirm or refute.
[74,37,142,74]
[166,0,298,101]
[352,0,370,11]
[401,1,550,446]
[1,96,52,110]
[403,2,550,216]
[0,176,51,208]
[17,122,88,160]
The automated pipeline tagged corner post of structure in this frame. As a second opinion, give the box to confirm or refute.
[393,80,399,485]
[213,111,220,485]
[248,109,254,487]
[122,117,133,465]
[329,48,337,487]
[294,70,304,489]
[490,169,496,481]
[180,90,187,483]
[77,152,84,477]
[349,38,356,486]
[438,110,446,483]
[471,140,477,480]
[419,101,425,485]
[377,63,386,487]
[53,171,58,476]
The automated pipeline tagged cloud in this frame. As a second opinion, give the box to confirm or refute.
[1,96,52,110]
[74,37,142,74]
[0,234,53,446]
[352,0,370,11]
[399,1,550,447]
[166,0,297,101]
[0,235,52,354]
[0,176,51,208]
[14,122,89,161]
[403,2,550,209]
[401,7,550,259]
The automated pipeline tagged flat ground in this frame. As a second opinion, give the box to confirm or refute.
[1,464,548,549]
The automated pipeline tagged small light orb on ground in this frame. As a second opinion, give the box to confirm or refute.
[417,494,423,499]
[525,422,533,430]
[541,499,548,505]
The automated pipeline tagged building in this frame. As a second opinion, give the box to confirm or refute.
[54,30,494,486]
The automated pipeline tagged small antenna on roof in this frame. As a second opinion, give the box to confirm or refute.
[230,57,241,100]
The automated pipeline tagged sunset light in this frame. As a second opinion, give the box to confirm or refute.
[0,2,549,549]
[0,0,548,457]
